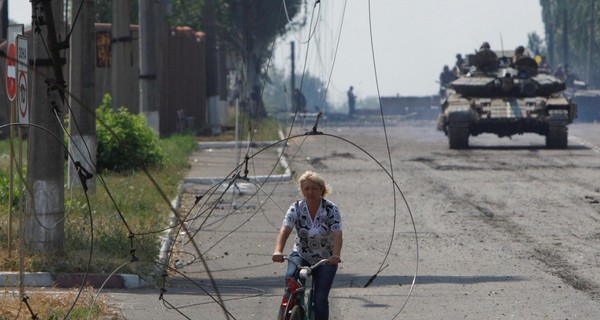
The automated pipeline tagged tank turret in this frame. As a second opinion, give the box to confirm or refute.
[450,56,566,97]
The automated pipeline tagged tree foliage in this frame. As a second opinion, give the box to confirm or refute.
[215,0,303,58]
[527,32,544,56]
[166,0,304,71]
[166,0,205,30]
[94,0,139,23]
[95,0,305,116]
[165,0,304,117]
[216,0,304,117]
[540,0,600,86]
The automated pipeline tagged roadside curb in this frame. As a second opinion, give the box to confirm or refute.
[196,140,281,150]
[0,272,147,289]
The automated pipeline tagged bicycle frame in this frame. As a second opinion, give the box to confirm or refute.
[277,276,305,320]
[277,258,329,320]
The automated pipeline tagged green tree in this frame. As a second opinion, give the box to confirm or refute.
[540,0,600,86]
[166,0,204,30]
[94,0,139,23]
[527,32,545,56]
[164,0,304,117]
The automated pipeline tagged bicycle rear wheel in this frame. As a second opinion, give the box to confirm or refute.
[288,305,304,320]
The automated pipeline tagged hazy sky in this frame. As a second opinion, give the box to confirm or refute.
[273,0,546,104]
[9,0,545,104]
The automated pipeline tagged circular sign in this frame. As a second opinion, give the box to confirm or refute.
[6,42,17,101]
[19,71,27,118]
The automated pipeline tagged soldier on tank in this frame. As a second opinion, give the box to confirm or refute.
[439,65,456,96]
[474,42,498,72]
[511,46,527,65]
[454,53,466,75]
[510,45,539,77]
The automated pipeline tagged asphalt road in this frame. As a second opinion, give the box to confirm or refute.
[108,118,600,319]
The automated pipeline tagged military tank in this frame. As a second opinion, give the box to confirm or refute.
[437,52,577,149]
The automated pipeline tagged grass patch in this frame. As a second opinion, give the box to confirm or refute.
[0,134,196,318]
[0,287,124,319]
[0,134,196,275]
[0,115,281,316]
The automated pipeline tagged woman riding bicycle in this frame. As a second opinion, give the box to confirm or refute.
[272,171,343,320]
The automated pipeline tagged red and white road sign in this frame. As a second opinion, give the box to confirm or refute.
[6,42,17,101]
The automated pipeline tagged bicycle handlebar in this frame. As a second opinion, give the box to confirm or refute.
[311,258,331,269]
[283,257,330,279]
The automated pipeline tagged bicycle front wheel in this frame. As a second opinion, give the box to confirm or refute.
[288,305,304,320]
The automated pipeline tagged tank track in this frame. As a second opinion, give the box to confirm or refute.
[545,109,569,149]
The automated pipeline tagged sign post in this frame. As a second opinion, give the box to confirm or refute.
[16,37,28,291]
[6,25,23,261]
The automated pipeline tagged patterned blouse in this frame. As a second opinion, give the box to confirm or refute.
[283,198,343,264]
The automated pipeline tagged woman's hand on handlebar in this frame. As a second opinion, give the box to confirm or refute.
[272,252,285,263]
[328,255,341,265]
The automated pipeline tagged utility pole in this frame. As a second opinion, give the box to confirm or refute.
[0,0,7,40]
[290,41,295,113]
[586,0,595,84]
[111,0,137,113]
[26,0,66,253]
[205,0,221,134]
[138,0,159,132]
[68,0,96,192]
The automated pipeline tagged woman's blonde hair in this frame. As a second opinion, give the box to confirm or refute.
[298,170,331,197]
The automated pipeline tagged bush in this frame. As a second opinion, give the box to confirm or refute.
[0,170,19,206]
[96,94,165,172]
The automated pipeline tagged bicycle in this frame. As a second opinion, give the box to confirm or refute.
[277,257,330,320]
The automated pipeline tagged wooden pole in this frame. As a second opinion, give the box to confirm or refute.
[68,0,97,192]
[18,121,24,296]
[26,0,66,253]
[8,100,14,258]
[587,0,595,84]
[290,41,295,113]
[139,0,159,132]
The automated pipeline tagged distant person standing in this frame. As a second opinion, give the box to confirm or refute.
[347,86,356,118]
[554,65,566,82]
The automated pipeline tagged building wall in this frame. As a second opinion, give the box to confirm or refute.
[160,27,207,135]
[0,23,207,137]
